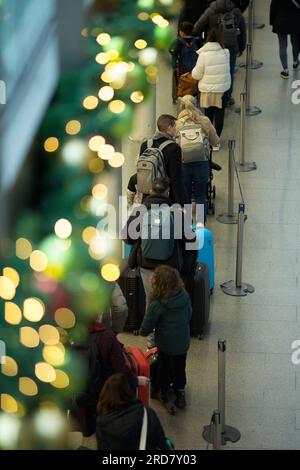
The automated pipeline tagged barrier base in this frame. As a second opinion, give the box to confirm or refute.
[217,213,238,225]
[254,23,265,29]
[246,106,262,116]
[221,280,255,297]
[236,162,257,172]
[240,60,263,70]
[203,424,241,445]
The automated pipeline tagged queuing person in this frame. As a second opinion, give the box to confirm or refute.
[138,115,187,207]
[232,0,249,12]
[178,0,210,30]
[193,0,246,106]
[139,266,192,415]
[123,177,197,302]
[270,0,300,79]
[127,173,143,211]
[96,373,170,450]
[176,94,220,221]
[170,21,202,77]
[191,28,231,141]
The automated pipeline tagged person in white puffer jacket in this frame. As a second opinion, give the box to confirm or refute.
[192,28,231,145]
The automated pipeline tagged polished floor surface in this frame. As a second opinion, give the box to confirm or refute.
[78,0,300,450]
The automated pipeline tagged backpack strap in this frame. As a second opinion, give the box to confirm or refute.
[159,140,174,152]
[147,139,153,149]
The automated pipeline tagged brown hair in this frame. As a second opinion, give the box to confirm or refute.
[148,265,185,305]
[97,373,136,416]
[157,114,177,132]
[206,28,224,48]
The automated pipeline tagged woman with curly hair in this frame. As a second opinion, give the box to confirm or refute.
[139,266,192,415]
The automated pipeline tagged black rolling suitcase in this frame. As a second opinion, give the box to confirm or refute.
[185,263,210,339]
[118,266,146,333]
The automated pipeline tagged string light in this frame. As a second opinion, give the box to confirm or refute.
[62,139,88,166]
[19,378,38,397]
[20,327,40,348]
[43,344,65,367]
[55,308,76,329]
[16,238,32,260]
[138,12,150,21]
[54,219,72,239]
[35,363,56,383]
[107,50,119,60]
[139,47,158,66]
[4,302,22,325]
[96,33,111,46]
[98,86,114,101]
[65,120,81,136]
[51,370,70,389]
[135,39,147,50]
[96,52,109,64]
[81,27,89,38]
[89,136,106,152]
[98,144,115,160]
[39,325,60,346]
[108,100,126,114]
[88,158,105,174]
[92,184,108,199]
[130,91,144,103]
[83,96,99,110]
[44,137,59,153]
[101,263,120,282]
[82,227,98,244]
[1,357,18,377]
[30,250,48,272]
[109,152,125,168]
[0,395,18,414]
[23,298,45,322]
[0,276,16,300]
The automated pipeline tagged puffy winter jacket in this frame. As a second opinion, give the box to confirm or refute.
[192,41,231,93]
[110,283,128,334]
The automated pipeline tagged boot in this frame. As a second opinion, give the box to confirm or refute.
[175,390,186,409]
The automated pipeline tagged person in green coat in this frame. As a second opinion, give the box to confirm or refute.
[139,265,192,415]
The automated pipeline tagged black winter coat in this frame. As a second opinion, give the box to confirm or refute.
[232,0,249,13]
[140,132,188,207]
[178,0,210,28]
[270,0,300,35]
[96,401,169,450]
[193,0,247,52]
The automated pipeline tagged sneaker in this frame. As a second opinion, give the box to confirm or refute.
[211,161,222,171]
[175,391,186,409]
[293,60,300,70]
[161,392,176,415]
[280,70,289,79]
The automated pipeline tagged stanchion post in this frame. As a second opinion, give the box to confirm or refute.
[252,0,265,30]
[217,140,238,225]
[240,0,263,69]
[221,204,255,297]
[212,410,222,450]
[245,44,262,116]
[236,92,257,172]
[202,340,241,446]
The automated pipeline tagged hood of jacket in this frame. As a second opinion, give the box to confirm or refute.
[97,401,143,444]
[163,289,189,310]
[197,41,225,54]
[143,194,172,209]
[211,0,235,13]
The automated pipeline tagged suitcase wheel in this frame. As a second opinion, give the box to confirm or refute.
[207,202,215,216]
[197,334,204,341]
[133,330,139,336]
[210,288,214,296]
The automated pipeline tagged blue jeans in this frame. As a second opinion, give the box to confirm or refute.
[183,160,210,223]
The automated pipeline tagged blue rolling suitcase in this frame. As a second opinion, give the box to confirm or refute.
[194,227,215,294]
[123,242,132,260]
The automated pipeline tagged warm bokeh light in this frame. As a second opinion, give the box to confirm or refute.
[96,52,110,64]
[83,95,99,110]
[43,344,65,367]
[33,408,65,439]
[44,137,59,153]
[109,152,125,168]
[130,91,144,103]
[62,139,88,166]
[98,86,114,101]
[135,39,147,49]
[108,100,126,114]
[101,263,120,282]
[139,47,158,66]
[54,308,76,329]
[0,276,16,300]
[88,158,105,174]
[0,395,18,414]
[19,378,38,397]
[3,268,20,288]
[51,370,70,389]
[54,219,72,239]
[0,414,21,449]
[107,50,119,61]
[65,120,81,136]
[96,33,111,46]
[88,135,106,152]
[138,12,150,21]
[16,238,32,260]
[20,327,40,348]
[98,144,115,160]
[4,302,22,325]
[30,250,48,272]
[23,298,45,322]
[35,363,56,383]
[82,226,98,244]
[39,325,60,346]
[92,184,108,200]
[1,356,18,377]
[81,27,89,38]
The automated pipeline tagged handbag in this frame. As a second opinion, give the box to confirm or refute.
[178,73,198,97]
[139,407,148,450]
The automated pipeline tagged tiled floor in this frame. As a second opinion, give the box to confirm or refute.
[78,0,300,450]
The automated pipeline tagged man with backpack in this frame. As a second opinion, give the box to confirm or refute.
[137,115,187,207]
[193,0,246,106]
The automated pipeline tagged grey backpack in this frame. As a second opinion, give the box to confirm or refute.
[137,139,173,195]
[177,122,210,164]
[217,10,239,49]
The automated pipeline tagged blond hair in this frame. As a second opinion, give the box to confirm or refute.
[179,95,203,122]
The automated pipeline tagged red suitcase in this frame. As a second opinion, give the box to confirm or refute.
[124,347,150,407]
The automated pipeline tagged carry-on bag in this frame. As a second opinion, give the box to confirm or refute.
[185,262,210,339]
[118,266,146,333]
[124,347,151,407]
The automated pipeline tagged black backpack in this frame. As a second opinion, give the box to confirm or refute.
[217,10,239,48]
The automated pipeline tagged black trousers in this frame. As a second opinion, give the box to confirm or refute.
[158,351,187,393]
[205,106,226,138]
